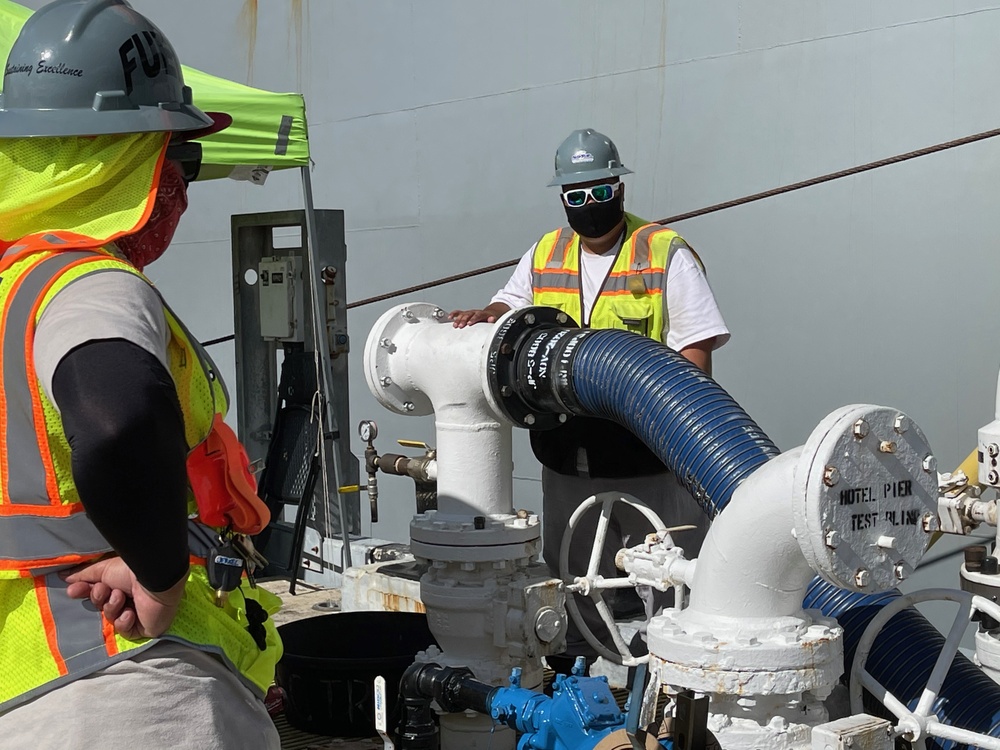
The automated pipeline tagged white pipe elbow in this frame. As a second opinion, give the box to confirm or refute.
[682,449,812,630]
[364,303,514,519]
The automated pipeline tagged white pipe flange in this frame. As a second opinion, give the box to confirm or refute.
[364,302,446,416]
[793,404,938,592]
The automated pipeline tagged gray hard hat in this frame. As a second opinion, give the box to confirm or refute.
[0,0,217,138]
[547,128,634,187]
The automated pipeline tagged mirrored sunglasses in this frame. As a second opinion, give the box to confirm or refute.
[562,182,620,208]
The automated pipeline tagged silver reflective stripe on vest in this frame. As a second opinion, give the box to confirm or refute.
[545,229,572,268]
[4,251,93,505]
[43,571,112,674]
[4,510,112,563]
[605,273,651,294]
[533,270,577,289]
[0,573,160,713]
[533,230,575,289]
[2,251,116,564]
[631,225,660,271]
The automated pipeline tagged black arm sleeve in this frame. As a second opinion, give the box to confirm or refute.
[52,339,190,592]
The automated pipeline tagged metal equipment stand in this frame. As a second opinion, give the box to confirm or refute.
[230,208,360,589]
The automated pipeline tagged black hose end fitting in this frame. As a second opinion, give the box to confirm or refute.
[400,661,495,715]
[486,306,591,429]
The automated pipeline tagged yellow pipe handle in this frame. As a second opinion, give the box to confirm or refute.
[926,448,980,550]
[957,448,980,487]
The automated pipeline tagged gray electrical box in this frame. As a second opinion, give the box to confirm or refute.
[258,255,304,341]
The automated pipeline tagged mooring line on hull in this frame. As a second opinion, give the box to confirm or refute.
[342,125,1000,313]
[200,125,1000,348]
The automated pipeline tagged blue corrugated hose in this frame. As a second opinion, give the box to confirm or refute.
[569,329,1000,748]
[570,330,778,517]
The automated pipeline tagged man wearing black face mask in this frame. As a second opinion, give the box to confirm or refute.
[449,128,730,676]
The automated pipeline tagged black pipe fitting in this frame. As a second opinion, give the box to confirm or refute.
[398,695,438,750]
[487,306,593,428]
[400,662,496,716]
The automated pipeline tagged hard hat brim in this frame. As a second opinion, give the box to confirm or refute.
[174,112,233,142]
[547,164,633,188]
[0,102,217,138]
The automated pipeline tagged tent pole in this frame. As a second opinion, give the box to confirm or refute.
[300,164,353,570]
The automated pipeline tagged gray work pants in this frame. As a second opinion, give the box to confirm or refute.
[0,641,280,750]
[541,467,710,659]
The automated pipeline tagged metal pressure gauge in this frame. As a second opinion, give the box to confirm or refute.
[359,420,378,442]
[793,404,938,592]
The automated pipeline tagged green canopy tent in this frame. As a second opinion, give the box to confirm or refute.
[0,1,357,568]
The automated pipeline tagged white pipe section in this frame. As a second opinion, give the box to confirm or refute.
[368,312,513,518]
[683,448,812,625]
[994,368,1000,420]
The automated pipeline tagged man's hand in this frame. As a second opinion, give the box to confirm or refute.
[448,302,511,328]
[64,557,187,640]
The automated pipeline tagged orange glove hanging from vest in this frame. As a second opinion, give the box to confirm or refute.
[186,414,271,535]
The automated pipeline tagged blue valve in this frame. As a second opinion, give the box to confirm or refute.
[487,670,654,750]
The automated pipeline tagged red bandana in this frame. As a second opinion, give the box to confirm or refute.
[115,160,189,271]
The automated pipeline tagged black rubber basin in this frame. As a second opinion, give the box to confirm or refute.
[275,612,437,737]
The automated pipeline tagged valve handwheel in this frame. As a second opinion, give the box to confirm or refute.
[559,491,669,667]
[850,587,1000,749]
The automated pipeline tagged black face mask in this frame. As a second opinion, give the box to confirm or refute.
[564,194,624,239]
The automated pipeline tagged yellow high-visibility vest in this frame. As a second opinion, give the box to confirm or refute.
[0,241,282,711]
[530,212,702,342]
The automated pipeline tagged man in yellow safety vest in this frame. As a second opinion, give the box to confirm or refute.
[0,1,281,747]
[450,129,731,675]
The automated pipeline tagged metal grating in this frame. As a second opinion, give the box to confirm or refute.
[264,405,319,504]
[274,711,380,749]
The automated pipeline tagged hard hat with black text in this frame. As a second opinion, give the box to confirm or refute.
[0,0,228,138]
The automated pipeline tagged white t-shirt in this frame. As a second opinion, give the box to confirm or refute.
[490,240,731,353]
[33,271,170,404]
